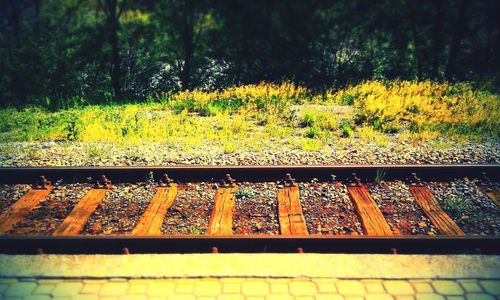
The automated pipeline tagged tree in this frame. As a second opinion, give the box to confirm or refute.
[97,0,127,98]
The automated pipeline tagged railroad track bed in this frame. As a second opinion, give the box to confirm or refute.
[0,165,499,254]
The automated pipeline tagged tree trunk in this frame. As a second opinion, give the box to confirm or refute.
[6,0,21,47]
[409,2,422,79]
[105,0,121,98]
[34,0,40,17]
[180,0,194,91]
[445,0,467,81]
[431,0,445,80]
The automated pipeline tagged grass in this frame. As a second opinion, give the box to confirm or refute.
[299,138,323,151]
[340,119,354,138]
[235,188,255,199]
[375,169,387,183]
[442,195,472,218]
[189,228,204,235]
[0,81,497,154]
[301,112,316,127]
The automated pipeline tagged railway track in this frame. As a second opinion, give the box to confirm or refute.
[0,164,499,254]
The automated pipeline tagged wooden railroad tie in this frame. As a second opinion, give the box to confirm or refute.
[408,173,465,236]
[132,175,178,236]
[347,173,393,236]
[0,176,53,234]
[207,174,237,236]
[277,174,308,236]
[52,175,111,236]
[478,185,500,207]
[478,173,500,207]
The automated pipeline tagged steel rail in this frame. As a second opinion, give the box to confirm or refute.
[0,235,499,255]
[0,164,498,183]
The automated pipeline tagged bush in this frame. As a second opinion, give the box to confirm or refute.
[347,81,499,137]
[305,126,320,138]
[301,112,316,127]
[340,119,353,138]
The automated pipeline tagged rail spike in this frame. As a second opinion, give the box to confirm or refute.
[160,174,174,187]
[330,174,337,182]
[95,175,112,189]
[283,173,296,187]
[480,172,492,187]
[349,173,361,186]
[36,176,52,190]
[409,172,423,186]
[221,174,236,188]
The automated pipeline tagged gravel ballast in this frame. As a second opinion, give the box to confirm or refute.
[0,141,498,166]
[233,182,279,235]
[161,183,215,235]
[0,184,31,213]
[367,181,437,235]
[300,182,364,235]
[82,182,156,235]
[428,179,500,235]
[8,183,93,235]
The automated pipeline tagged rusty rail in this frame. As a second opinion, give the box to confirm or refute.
[0,235,498,254]
[0,164,498,183]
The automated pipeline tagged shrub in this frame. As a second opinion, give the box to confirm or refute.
[348,81,499,137]
[305,127,321,138]
[357,126,390,146]
[301,112,316,127]
[340,119,353,138]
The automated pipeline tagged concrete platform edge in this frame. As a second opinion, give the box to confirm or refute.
[1,254,499,279]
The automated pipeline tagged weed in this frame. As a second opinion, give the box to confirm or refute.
[350,81,499,137]
[86,144,111,159]
[375,169,387,183]
[189,228,204,235]
[25,147,40,160]
[147,172,155,182]
[441,195,472,218]
[357,126,390,146]
[0,81,496,149]
[301,112,316,127]
[305,127,321,138]
[299,138,323,151]
[65,118,79,141]
[430,139,454,149]
[340,119,353,138]
[0,144,17,156]
[223,141,237,154]
[235,188,255,199]
[125,149,142,161]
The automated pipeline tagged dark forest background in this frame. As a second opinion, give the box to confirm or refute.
[0,0,499,108]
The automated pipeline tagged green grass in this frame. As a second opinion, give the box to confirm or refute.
[0,81,497,153]
[374,169,387,183]
[235,188,255,199]
[441,195,472,218]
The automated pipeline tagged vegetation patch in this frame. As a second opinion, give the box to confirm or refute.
[0,81,498,152]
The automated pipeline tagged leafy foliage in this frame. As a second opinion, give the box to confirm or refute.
[0,0,498,109]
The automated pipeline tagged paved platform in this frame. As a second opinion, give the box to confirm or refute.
[1,277,499,299]
[0,254,499,299]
